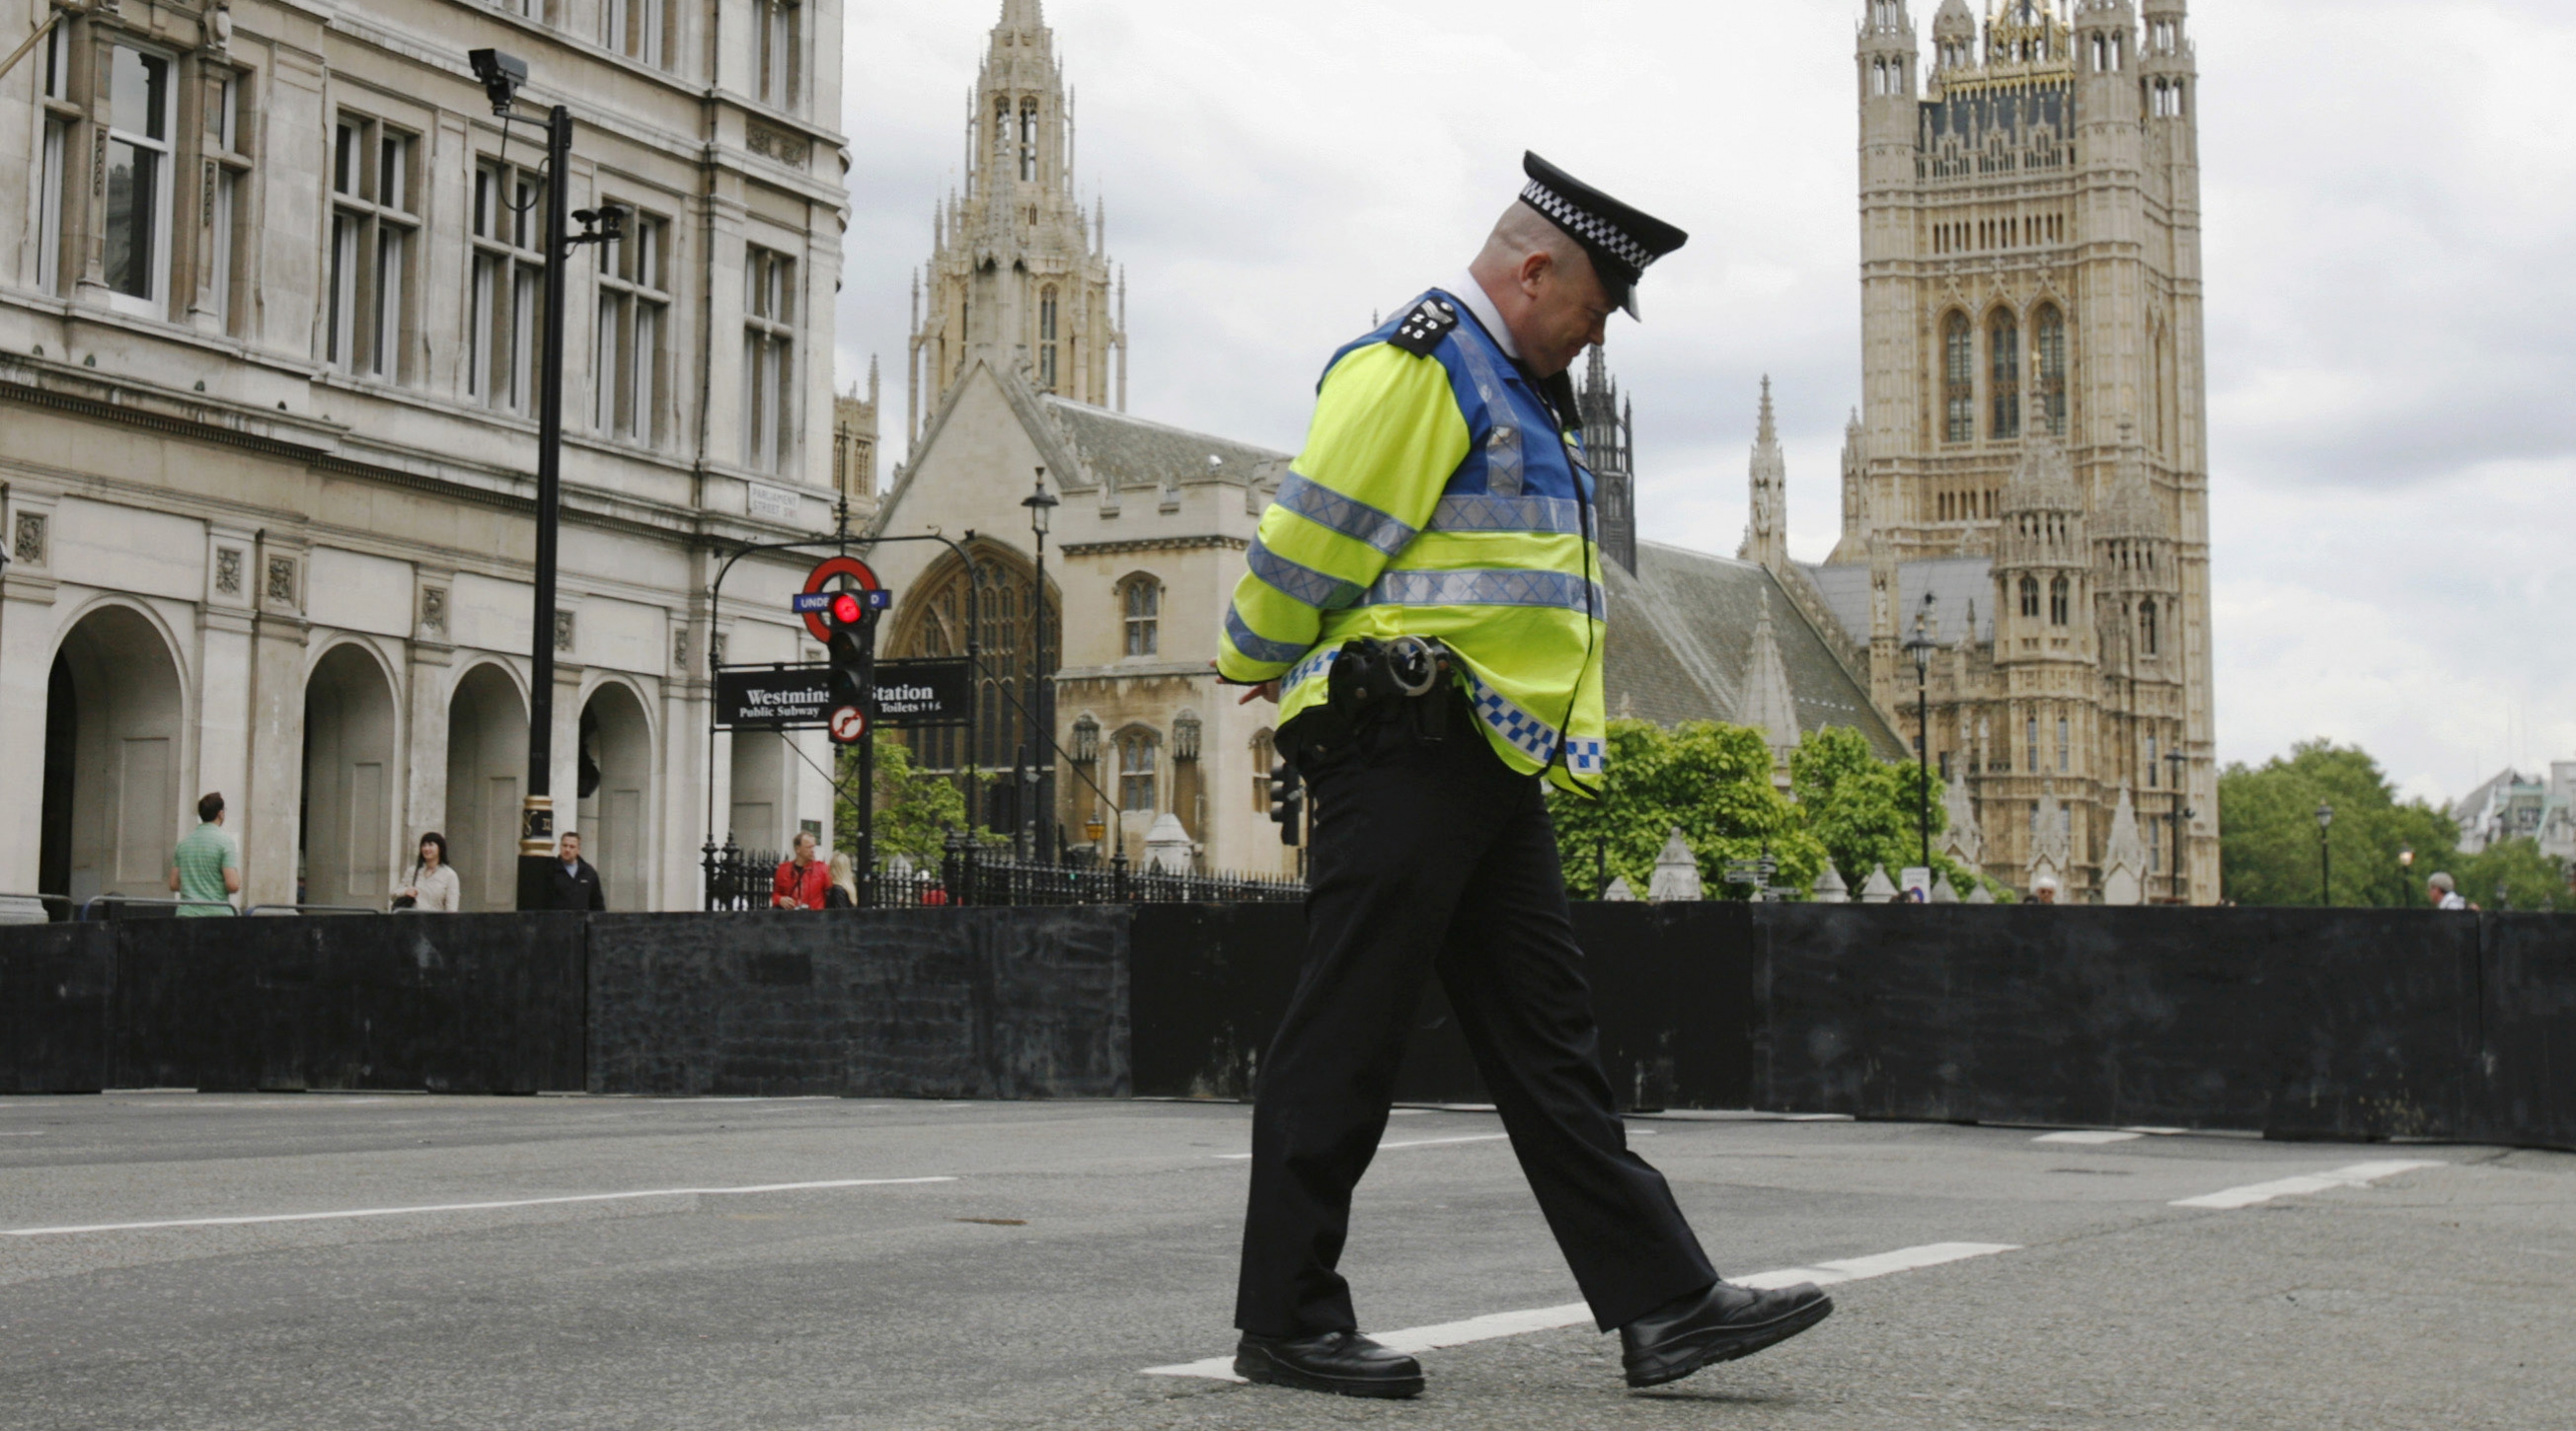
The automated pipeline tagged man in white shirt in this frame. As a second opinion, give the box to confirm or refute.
[2427,872,2468,910]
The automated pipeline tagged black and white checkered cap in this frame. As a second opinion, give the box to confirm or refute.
[1517,151,1689,320]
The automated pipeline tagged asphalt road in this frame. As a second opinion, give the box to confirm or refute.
[1,1093,2566,1430]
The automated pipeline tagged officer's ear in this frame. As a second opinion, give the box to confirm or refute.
[1515,246,1555,299]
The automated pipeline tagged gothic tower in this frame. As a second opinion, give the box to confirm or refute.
[906,0,1126,446]
[1823,0,2213,902]
[1577,343,1637,574]
[1740,378,1789,572]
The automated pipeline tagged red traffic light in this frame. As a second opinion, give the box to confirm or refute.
[828,591,866,627]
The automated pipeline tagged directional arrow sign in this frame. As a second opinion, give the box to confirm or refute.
[828,705,868,744]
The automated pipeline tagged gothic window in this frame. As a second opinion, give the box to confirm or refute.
[2034,304,2068,436]
[2048,575,2070,627]
[995,99,1013,160]
[2147,735,2160,788]
[2019,575,2041,620]
[880,544,1057,832]
[1039,285,1060,393]
[2141,599,2159,655]
[1117,728,1160,814]
[1020,100,1038,183]
[1989,310,2022,440]
[1943,313,1975,444]
[1251,730,1276,813]
[2026,717,2040,774]
[2057,717,2071,774]
[1122,574,1162,657]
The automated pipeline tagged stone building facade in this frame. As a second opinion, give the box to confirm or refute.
[1750,0,2216,902]
[2,0,859,913]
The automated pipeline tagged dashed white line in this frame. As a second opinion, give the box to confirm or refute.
[2169,1160,2445,1210]
[1,1176,956,1238]
[2034,1130,2142,1145]
[1214,1134,1510,1162]
[1141,1242,2018,1382]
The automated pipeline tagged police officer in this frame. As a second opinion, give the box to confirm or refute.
[1216,154,1833,1399]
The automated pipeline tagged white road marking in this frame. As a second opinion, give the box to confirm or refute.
[1214,1134,1511,1162]
[1,1176,956,1238]
[2169,1160,2445,1210]
[0,1131,47,1137]
[2122,1126,2189,1136]
[1780,1113,1854,1122]
[2034,1130,2142,1145]
[1142,1241,2018,1382]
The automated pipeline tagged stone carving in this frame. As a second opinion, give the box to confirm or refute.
[265,555,297,608]
[554,609,576,653]
[745,126,809,168]
[215,547,243,596]
[15,512,47,565]
[1647,829,1703,903]
[419,585,447,635]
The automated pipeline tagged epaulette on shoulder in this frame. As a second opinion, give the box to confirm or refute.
[1387,296,1461,356]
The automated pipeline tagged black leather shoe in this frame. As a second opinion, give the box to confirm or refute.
[1619,1280,1834,1388]
[1234,1330,1425,1398]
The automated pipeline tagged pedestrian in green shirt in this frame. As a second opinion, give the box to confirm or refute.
[167,792,241,916]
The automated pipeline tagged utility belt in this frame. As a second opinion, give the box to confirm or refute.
[1281,636,1461,770]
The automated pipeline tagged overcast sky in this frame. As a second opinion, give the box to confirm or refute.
[836,0,2576,807]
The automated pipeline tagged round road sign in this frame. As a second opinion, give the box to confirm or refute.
[828,705,868,743]
[801,555,881,643]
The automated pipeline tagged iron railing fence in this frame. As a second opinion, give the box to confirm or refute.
[698,836,1304,911]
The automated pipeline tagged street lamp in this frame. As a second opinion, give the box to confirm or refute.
[2314,800,2334,907]
[1901,592,1936,872]
[1022,469,1060,864]
[2398,845,2415,905]
[474,49,625,910]
[2163,746,2191,905]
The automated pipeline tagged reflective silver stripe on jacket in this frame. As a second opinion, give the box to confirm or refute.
[1248,537,1368,612]
[1271,472,1417,557]
[1448,324,1524,497]
[1226,608,1310,666]
[1359,568,1607,620]
[1426,493,1585,536]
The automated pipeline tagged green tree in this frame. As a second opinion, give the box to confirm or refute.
[835,737,972,866]
[2217,740,2462,907]
[1548,719,1825,900]
[2452,837,2573,913]
[1787,725,1994,897]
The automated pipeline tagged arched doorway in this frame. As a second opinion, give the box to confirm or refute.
[880,539,1057,841]
[39,605,187,908]
[444,663,527,912]
[577,682,653,910]
[301,644,400,910]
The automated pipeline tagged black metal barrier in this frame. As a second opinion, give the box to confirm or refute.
[1,905,2568,1152]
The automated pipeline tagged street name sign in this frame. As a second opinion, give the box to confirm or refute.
[871,658,971,728]
[716,665,832,729]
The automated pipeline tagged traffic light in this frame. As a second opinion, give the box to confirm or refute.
[823,587,871,744]
[1267,759,1303,846]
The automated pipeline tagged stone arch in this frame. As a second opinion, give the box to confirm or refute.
[444,659,529,911]
[577,676,656,910]
[302,640,403,910]
[39,600,189,907]
[881,537,1058,835]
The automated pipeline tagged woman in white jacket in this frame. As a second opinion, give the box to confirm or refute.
[395,832,462,912]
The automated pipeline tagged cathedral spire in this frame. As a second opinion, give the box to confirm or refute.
[1742,377,1788,572]
[909,2,1127,435]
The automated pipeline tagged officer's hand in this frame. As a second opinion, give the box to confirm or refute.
[1238,680,1278,706]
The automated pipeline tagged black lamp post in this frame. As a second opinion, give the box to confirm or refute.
[2315,800,2334,907]
[1902,594,1936,872]
[2163,746,2191,905]
[472,50,625,911]
[1022,469,1059,864]
[2397,845,2415,906]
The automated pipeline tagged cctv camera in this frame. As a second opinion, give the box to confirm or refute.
[468,48,528,116]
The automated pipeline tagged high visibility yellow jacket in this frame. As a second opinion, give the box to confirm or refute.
[1217,290,1607,794]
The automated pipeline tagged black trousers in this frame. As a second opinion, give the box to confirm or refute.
[1233,699,1717,1338]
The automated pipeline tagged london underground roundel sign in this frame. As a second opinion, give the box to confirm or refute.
[801,555,881,643]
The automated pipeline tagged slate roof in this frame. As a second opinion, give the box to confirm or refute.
[1038,396,1289,491]
[1605,542,1905,759]
[1802,557,1998,648]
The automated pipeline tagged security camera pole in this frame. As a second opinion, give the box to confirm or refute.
[471,50,624,910]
